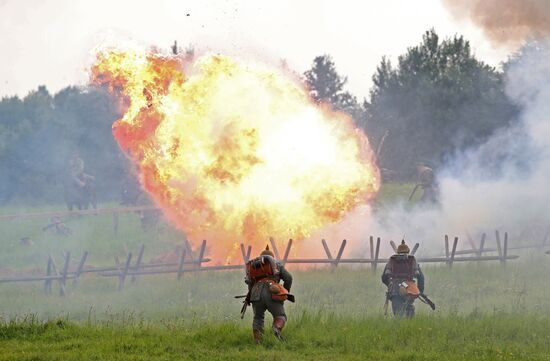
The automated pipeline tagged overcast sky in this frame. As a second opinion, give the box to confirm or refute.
[0,0,513,99]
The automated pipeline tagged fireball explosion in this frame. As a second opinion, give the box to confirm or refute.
[91,50,380,262]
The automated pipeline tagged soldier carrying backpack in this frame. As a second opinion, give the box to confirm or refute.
[381,240,434,317]
[242,245,294,343]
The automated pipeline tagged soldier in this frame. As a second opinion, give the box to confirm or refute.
[245,245,293,343]
[410,163,439,203]
[68,152,95,188]
[69,152,86,187]
[381,240,425,317]
[67,152,97,209]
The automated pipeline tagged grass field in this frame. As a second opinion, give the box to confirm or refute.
[0,260,549,360]
[0,183,549,360]
[2,315,550,361]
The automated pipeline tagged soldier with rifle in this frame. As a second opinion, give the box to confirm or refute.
[237,245,294,343]
[408,163,439,203]
[381,240,435,317]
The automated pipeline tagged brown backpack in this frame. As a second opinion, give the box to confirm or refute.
[245,255,279,283]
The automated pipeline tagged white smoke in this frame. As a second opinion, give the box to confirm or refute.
[309,41,550,258]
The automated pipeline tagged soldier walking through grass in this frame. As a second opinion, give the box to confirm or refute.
[381,240,425,317]
[244,245,293,343]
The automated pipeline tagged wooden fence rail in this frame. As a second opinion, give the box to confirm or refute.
[0,232,520,296]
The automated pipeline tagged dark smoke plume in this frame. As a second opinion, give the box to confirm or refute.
[442,0,550,45]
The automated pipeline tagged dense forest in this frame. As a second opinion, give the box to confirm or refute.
[0,30,519,204]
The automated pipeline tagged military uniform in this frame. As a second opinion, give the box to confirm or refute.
[417,165,438,203]
[69,154,86,187]
[245,247,293,343]
[381,241,425,317]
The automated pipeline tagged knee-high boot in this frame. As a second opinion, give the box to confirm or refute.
[272,316,286,340]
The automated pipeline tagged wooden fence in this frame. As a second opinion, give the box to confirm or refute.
[0,233,520,296]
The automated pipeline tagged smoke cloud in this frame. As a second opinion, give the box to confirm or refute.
[442,0,550,46]
[311,41,550,258]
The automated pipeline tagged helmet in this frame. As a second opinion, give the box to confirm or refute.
[260,245,274,257]
[397,240,410,254]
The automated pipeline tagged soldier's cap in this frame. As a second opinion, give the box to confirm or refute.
[397,240,410,254]
[260,245,275,257]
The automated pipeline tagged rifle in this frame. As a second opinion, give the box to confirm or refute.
[383,291,390,316]
[235,293,251,319]
[236,293,296,302]
[408,184,420,202]
[418,293,436,310]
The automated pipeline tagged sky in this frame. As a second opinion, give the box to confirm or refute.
[0,0,513,99]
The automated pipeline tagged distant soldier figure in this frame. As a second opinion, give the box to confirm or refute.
[69,152,86,187]
[381,240,425,317]
[66,152,97,210]
[69,152,95,187]
[409,163,439,203]
[244,246,294,343]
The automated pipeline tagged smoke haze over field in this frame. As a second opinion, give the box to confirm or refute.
[442,0,550,46]
[353,41,550,255]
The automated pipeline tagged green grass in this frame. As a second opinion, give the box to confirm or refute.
[0,184,549,359]
[0,260,547,321]
[0,315,549,360]
[0,262,548,360]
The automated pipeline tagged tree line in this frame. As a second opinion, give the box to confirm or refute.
[305,29,518,179]
[0,29,520,204]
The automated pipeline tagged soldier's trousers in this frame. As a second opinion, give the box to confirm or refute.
[252,285,286,330]
[391,296,415,317]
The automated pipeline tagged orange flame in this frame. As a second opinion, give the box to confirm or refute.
[91,49,380,262]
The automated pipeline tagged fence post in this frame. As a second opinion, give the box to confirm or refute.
[369,236,374,272]
[177,249,187,280]
[240,243,249,264]
[331,239,347,272]
[131,244,146,283]
[448,237,458,268]
[118,252,132,291]
[247,246,252,260]
[49,254,61,295]
[444,235,450,261]
[477,233,486,257]
[197,240,207,268]
[44,256,52,294]
[374,237,381,274]
[184,239,195,263]
[321,239,333,260]
[59,252,71,296]
[269,237,281,259]
[495,230,503,263]
[72,251,88,285]
[282,239,292,265]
